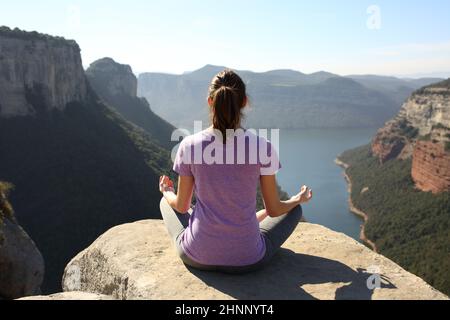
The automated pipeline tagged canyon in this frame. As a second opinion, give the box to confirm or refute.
[1,25,448,299]
[372,80,450,193]
[0,26,171,293]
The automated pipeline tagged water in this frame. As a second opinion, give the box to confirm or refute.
[276,128,377,240]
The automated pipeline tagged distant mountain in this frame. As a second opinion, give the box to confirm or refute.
[138,65,441,130]
[346,74,443,106]
[0,27,171,293]
[86,57,176,149]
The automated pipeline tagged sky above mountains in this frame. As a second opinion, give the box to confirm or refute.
[1,0,450,78]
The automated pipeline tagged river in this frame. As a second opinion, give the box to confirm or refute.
[276,128,377,241]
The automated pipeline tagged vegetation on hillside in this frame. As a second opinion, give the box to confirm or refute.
[0,26,78,48]
[339,145,450,295]
[0,181,15,245]
[0,182,14,223]
[86,59,176,150]
[414,78,450,95]
[0,92,171,293]
[397,119,420,139]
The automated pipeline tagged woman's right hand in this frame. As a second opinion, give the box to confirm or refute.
[159,175,175,194]
[292,185,313,205]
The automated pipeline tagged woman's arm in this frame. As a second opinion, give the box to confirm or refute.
[159,175,194,214]
[260,175,312,218]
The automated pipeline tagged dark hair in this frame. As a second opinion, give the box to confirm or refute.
[208,69,247,143]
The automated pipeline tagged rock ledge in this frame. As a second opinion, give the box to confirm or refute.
[62,220,448,300]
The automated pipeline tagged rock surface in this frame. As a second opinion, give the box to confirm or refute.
[0,218,45,299]
[62,220,447,300]
[372,79,450,192]
[412,141,450,193]
[18,291,114,300]
[86,57,137,97]
[0,27,88,117]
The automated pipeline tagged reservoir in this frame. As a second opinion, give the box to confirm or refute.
[276,128,377,240]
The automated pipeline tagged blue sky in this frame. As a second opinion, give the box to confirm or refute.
[1,0,450,77]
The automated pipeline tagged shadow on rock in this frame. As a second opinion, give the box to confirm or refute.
[187,249,396,300]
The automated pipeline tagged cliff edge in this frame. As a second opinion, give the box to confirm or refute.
[372,79,450,193]
[0,26,88,117]
[55,220,447,300]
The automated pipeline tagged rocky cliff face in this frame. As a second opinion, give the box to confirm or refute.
[412,141,450,193]
[86,57,137,97]
[0,219,45,299]
[0,27,172,293]
[86,57,175,149]
[0,27,88,117]
[55,220,448,300]
[372,79,450,193]
[0,182,44,299]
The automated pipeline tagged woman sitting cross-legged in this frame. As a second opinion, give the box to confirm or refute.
[159,69,313,273]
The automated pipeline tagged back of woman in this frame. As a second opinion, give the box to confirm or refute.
[159,69,312,273]
[174,128,280,266]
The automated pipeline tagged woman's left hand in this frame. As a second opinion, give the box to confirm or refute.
[159,175,175,194]
[292,185,313,205]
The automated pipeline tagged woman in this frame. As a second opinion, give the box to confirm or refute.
[159,69,313,273]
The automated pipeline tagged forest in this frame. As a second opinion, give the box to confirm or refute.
[339,145,450,295]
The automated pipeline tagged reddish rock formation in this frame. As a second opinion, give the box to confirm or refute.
[372,133,405,164]
[371,80,450,193]
[412,141,450,193]
[371,122,403,164]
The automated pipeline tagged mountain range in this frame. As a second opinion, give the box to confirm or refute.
[138,64,442,130]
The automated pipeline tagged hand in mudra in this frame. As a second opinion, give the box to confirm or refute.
[159,175,175,193]
[293,185,313,205]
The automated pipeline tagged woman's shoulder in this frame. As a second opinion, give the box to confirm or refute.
[180,129,213,146]
[180,128,274,147]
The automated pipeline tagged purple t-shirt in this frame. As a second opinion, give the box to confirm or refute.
[173,128,281,266]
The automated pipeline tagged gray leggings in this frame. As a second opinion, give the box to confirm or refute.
[160,198,303,274]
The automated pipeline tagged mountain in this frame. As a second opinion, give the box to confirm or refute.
[372,79,450,193]
[0,27,171,293]
[337,79,450,295]
[138,65,441,130]
[86,58,175,149]
[346,74,444,107]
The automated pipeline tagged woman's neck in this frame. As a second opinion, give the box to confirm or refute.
[208,125,244,131]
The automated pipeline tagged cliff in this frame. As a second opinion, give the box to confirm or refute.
[412,141,450,193]
[372,79,450,193]
[86,57,137,97]
[86,57,175,149]
[0,219,45,299]
[0,27,172,293]
[0,26,88,117]
[0,182,44,299]
[42,220,448,300]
